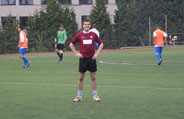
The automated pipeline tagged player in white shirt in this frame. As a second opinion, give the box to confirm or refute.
[89,24,99,50]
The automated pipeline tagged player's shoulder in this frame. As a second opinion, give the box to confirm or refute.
[89,31,96,35]
[77,31,83,35]
[75,32,83,37]
[90,32,98,37]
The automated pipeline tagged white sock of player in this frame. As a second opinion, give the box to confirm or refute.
[93,90,97,96]
[78,90,82,97]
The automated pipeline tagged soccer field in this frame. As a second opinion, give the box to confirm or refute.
[0,47,184,119]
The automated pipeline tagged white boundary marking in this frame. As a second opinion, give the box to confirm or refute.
[99,60,184,66]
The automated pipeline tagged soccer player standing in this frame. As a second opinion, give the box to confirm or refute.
[153,25,167,65]
[55,24,67,63]
[70,19,104,102]
[17,26,31,68]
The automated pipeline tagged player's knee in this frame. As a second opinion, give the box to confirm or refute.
[79,78,84,82]
[60,50,63,54]
[19,54,23,58]
[91,76,96,81]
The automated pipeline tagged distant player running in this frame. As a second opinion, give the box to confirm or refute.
[153,25,167,65]
[17,26,31,68]
[70,19,103,102]
[55,24,67,63]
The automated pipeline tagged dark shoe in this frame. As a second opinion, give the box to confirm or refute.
[158,59,163,66]
[59,60,63,64]
[26,62,31,68]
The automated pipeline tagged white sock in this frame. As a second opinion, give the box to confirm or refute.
[78,90,82,97]
[93,90,97,96]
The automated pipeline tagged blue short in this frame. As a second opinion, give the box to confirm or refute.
[19,48,27,55]
[95,42,98,50]
[154,46,163,54]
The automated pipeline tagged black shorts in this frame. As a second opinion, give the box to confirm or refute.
[79,58,97,73]
[57,44,64,50]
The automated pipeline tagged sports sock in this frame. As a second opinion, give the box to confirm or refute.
[93,90,97,96]
[23,56,29,63]
[155,54,160,61]
[22,57,26,66]
[78,90,82,97]
[22,56,29,66]
[60,53,63,60]
[57,53,60,59]
[159,54,162,60]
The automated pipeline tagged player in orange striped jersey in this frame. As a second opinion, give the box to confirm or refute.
[17,26,31,68]
[153,25,167,65]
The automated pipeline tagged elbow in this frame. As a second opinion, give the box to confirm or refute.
[69,43,73,48]
[100,43,104,48]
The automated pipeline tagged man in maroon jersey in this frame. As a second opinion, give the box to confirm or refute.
[70,19,104,102]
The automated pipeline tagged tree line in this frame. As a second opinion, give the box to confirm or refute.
[0,0,183,54]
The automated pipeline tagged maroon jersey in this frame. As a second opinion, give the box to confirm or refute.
[71,31,102,58]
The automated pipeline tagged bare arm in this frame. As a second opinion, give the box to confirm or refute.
[153,37,155,45]
[92,43,104,59]
[164,36,168,43]
[63,39,67,44]
[69,43,83,58]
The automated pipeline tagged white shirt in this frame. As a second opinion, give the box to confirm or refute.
[89,28,100,37]
[153,30,167,37]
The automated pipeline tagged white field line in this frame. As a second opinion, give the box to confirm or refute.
[0,82,184,91]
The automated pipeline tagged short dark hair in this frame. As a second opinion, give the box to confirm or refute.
[60,24,63,27]
[18,25,24,30]
[92,24,97,28]
[156,24,161,28]
[83,19,91,24]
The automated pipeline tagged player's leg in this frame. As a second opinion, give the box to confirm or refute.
[154,47,161,62]
[90,72,97,91]
[159,47,164,59]
[56,45,61,62]
[158,47,163,65]
[58,49,64,63]
[19,48,30,68]
[73,58,87,102]
[78,72,85,94]
[73,72,85,102]
[88,59,100,101]
[22,48,31,68]
[59,44,64,63]
[90,72,100,102]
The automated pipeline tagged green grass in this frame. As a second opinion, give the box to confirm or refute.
[0,48,184,119]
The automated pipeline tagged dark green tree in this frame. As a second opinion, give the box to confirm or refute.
[89,0,114,49]
[114,0,139,47]
[114,0,184,46]
[27,0,78,52]
[0,26,4,53]
[2,14,18,53]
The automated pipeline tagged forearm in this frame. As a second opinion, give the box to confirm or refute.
[69,43,78,55]
[164,37,168,42]
[96,43,103,55]
[18,42,23,47]
[63,39,67,44]
[57,35,61,38]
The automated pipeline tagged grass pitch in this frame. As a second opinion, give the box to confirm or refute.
[0,47,184,119]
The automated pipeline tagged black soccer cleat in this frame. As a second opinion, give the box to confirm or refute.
[158,59,163,66]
